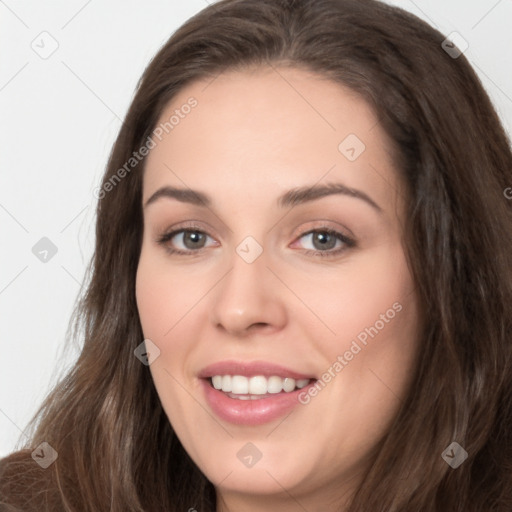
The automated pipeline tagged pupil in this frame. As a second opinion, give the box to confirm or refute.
[185,231,204,248]
[314,232,335,250]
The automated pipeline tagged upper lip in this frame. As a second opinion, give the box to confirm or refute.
[198,360,317,380]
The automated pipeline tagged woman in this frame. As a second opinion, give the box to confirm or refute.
[1,0,511,510]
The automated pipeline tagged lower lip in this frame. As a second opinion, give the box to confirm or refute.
[200,378,316,425]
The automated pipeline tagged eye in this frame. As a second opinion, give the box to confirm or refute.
[156,225,356,258]
[293,228,355,257]
[156,226,217,256]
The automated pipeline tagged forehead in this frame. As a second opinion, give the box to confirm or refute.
[143,65,403,216]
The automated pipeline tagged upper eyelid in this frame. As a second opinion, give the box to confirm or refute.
[161,219,352,237]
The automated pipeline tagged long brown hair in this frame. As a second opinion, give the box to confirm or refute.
[1,0,511,510]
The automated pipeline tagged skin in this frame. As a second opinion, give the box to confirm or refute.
[136,65,421,512]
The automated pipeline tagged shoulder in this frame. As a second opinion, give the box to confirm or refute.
[0,449,55,511]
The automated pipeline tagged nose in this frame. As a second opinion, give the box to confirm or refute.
[209,247,287,338]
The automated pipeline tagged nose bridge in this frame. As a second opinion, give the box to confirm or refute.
[209,237,286,334]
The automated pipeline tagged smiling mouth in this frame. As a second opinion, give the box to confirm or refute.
[207,375,316,399]
[200,371,319,425]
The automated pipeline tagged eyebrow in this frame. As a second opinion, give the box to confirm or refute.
[143,182,382,212]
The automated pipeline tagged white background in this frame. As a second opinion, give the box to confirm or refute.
[1,0,511,457]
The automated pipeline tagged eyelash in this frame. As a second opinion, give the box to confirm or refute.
[155,223,356,258]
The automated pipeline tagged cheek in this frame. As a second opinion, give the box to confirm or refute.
[135,252,198,422]
[135,265,161,338]
[291,242,414,354]
[135,248,209,383]
[324,244,418,411]
[135,236,195,324]
[135,249,179,340]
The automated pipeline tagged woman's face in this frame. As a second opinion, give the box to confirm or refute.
[136,65,420,510]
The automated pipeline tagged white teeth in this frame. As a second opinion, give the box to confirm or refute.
[267,376,283,394]
[212,375,223,390]
[248,376,267,394]
[296,378,309,389]
[221,375,232,392]
[283,377,296,392]
[231,375,249,394]
[210,375,312,395]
